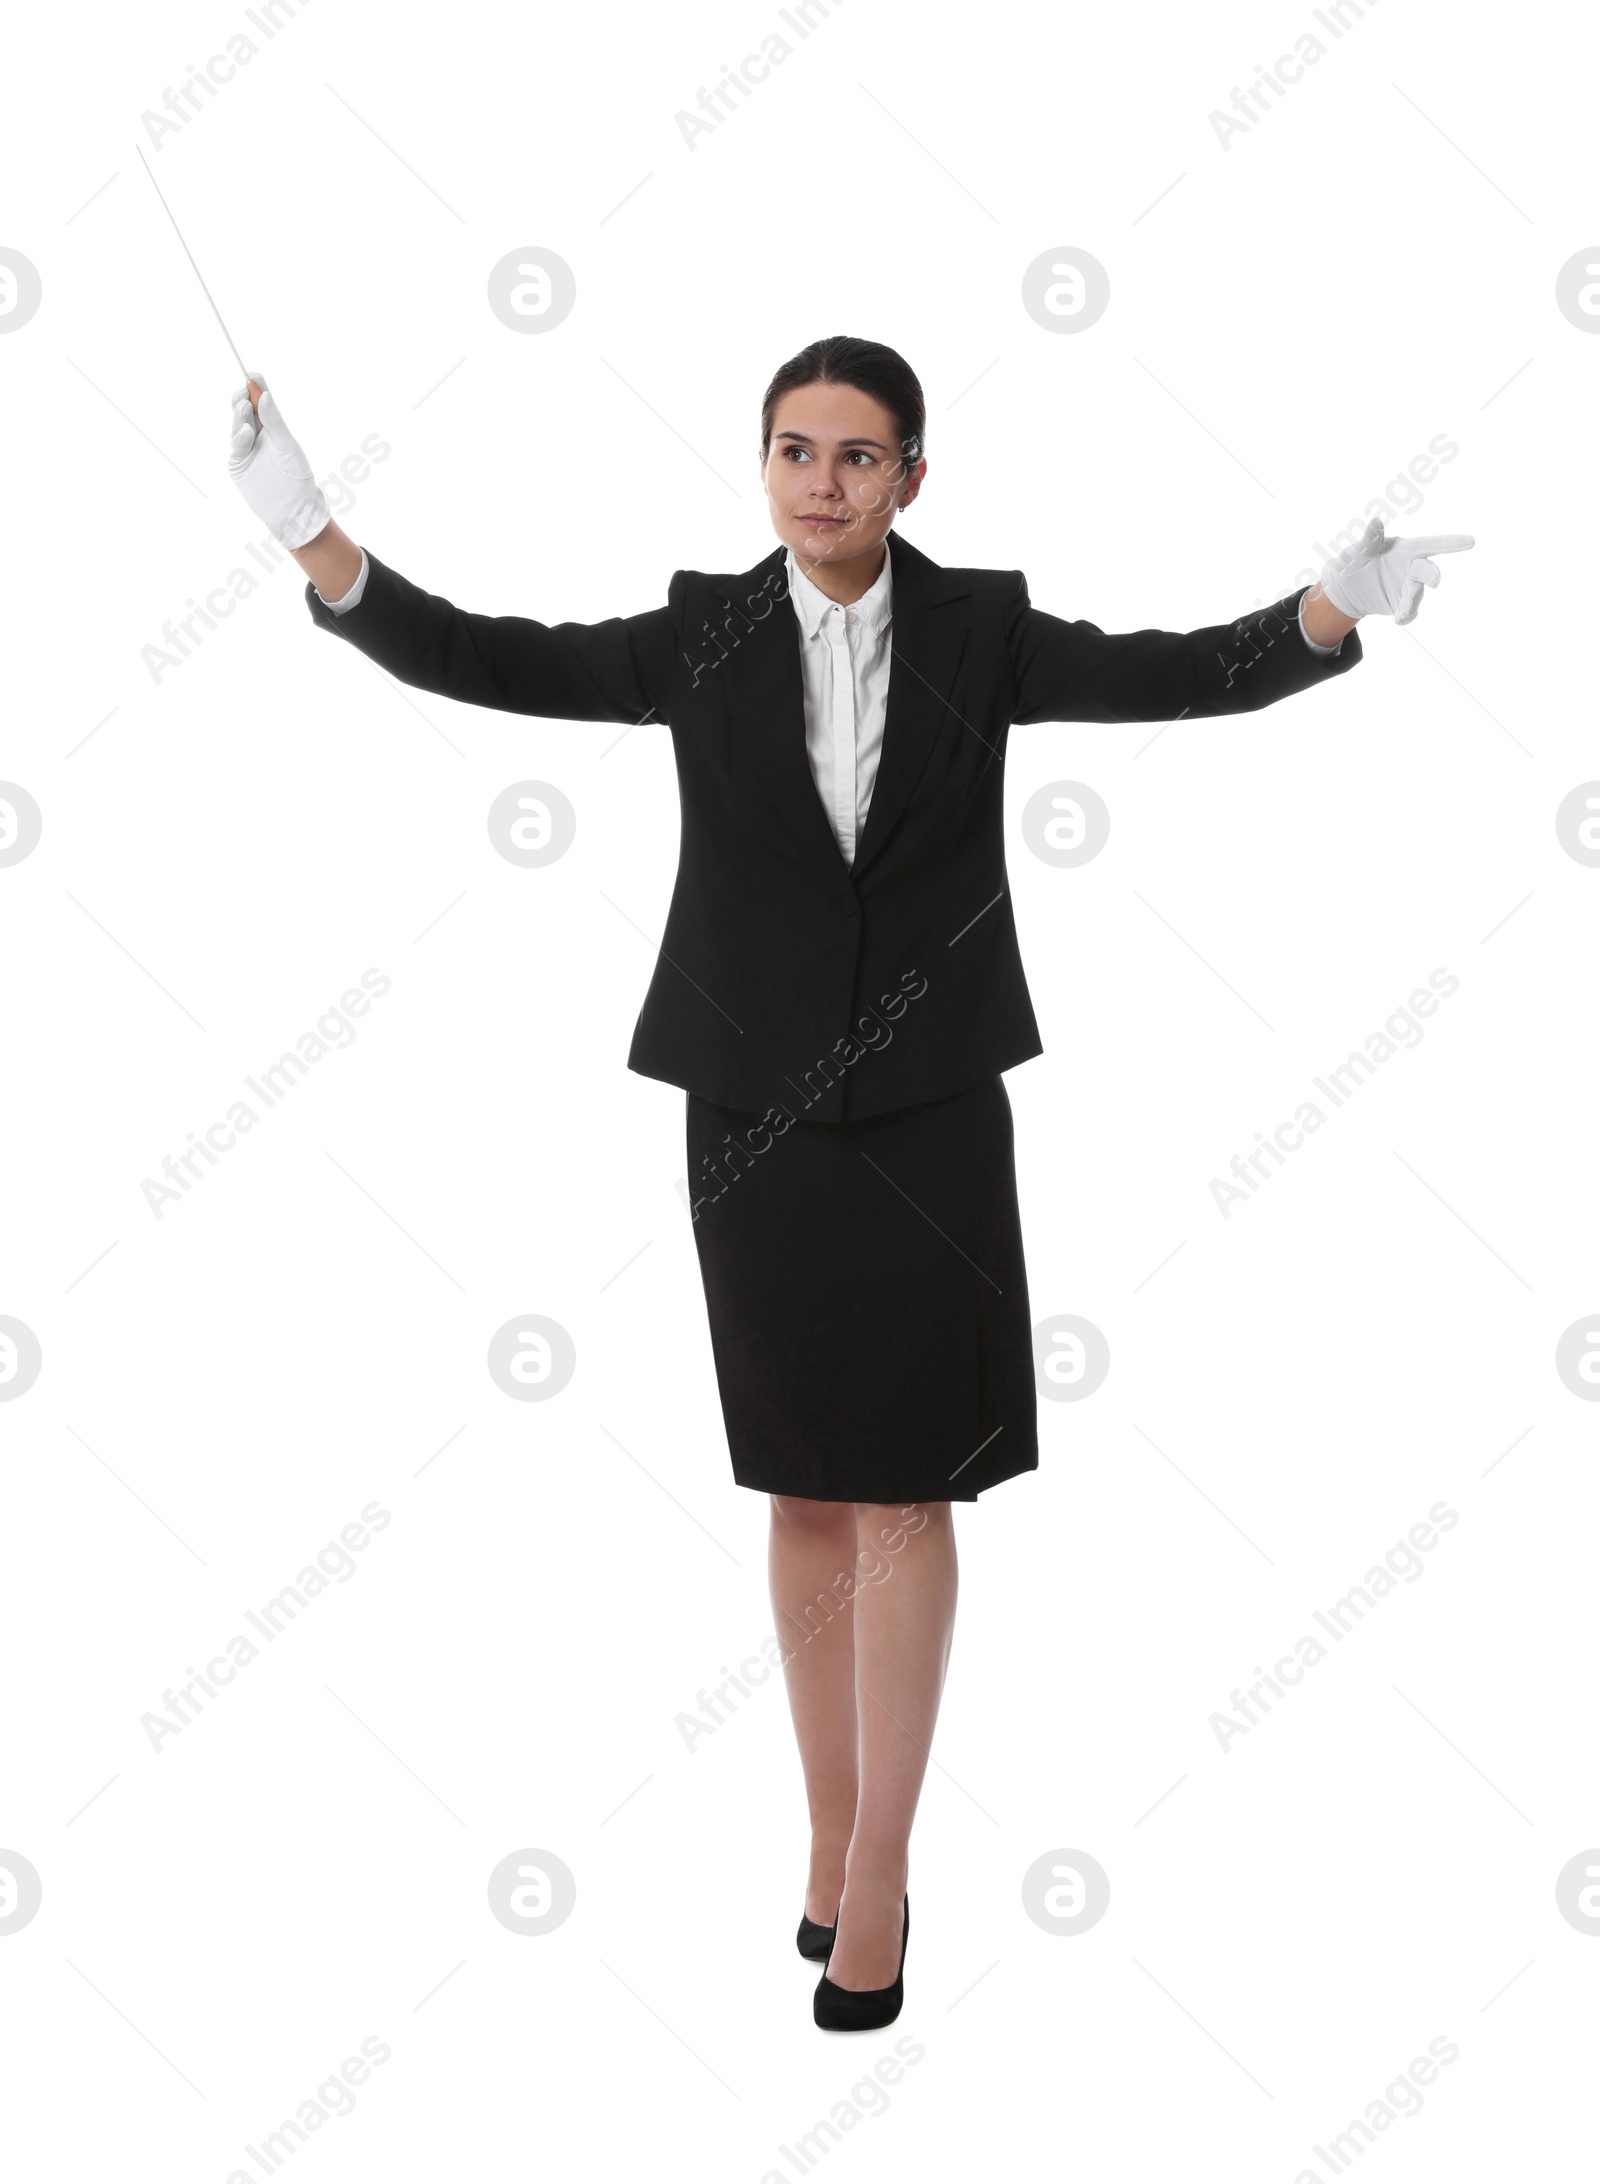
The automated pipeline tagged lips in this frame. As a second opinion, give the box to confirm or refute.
[800,515,845,526]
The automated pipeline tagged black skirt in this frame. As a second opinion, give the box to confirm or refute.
[686,1074,1038,1503]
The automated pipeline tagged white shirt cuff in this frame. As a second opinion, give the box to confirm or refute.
[318,549,370,616]
[1299,591,1342,656]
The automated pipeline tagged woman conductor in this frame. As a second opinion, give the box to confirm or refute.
[227,335,1472,2030]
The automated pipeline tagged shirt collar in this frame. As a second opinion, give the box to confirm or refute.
[784,538,894,640]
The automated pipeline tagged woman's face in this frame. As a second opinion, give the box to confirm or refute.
[761,381,925,576]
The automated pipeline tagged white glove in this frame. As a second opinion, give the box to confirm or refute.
[226,373,331,549]
[1319,515,1474,626]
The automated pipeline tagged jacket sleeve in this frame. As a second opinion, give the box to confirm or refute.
[1004,570,1363,725]
[304,550,674,726]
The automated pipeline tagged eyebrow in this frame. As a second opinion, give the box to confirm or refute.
[774,430,890,450]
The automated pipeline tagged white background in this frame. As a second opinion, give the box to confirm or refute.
[2,0,1596,2176]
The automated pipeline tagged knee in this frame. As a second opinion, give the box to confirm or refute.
[855,1500,951,1547]
[771,1493,853,1531]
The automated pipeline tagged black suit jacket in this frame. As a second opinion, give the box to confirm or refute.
[305,527,1362,1122]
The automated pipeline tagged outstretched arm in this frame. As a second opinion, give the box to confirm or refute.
[1004,575,1366,726]
[226,375,672,726]
[1005,518,1472,725]
[299,549,671,725]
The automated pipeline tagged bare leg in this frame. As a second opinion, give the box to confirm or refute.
[768,1494,861,1925]
[826,1500,958,1989]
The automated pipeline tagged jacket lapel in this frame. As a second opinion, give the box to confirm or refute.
[851,530,971,879]
[711,542,847,881]
[703,527,972,887]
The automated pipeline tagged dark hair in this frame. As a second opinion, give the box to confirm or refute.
[759,335,926,481]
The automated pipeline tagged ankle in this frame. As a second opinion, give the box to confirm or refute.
[805,1825,851,1913]
[809,1817,854,1861]
[841,1852,909,1901]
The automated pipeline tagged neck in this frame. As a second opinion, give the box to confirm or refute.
[791,537,887,607]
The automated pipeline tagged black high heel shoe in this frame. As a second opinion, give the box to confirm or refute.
[813,1894,909,2031]
[796,1911,837,1962]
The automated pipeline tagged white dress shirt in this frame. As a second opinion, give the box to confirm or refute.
[783,542,895,865]
[317,543,1342,855]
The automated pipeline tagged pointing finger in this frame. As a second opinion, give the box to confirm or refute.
[1400,534,1475,555]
